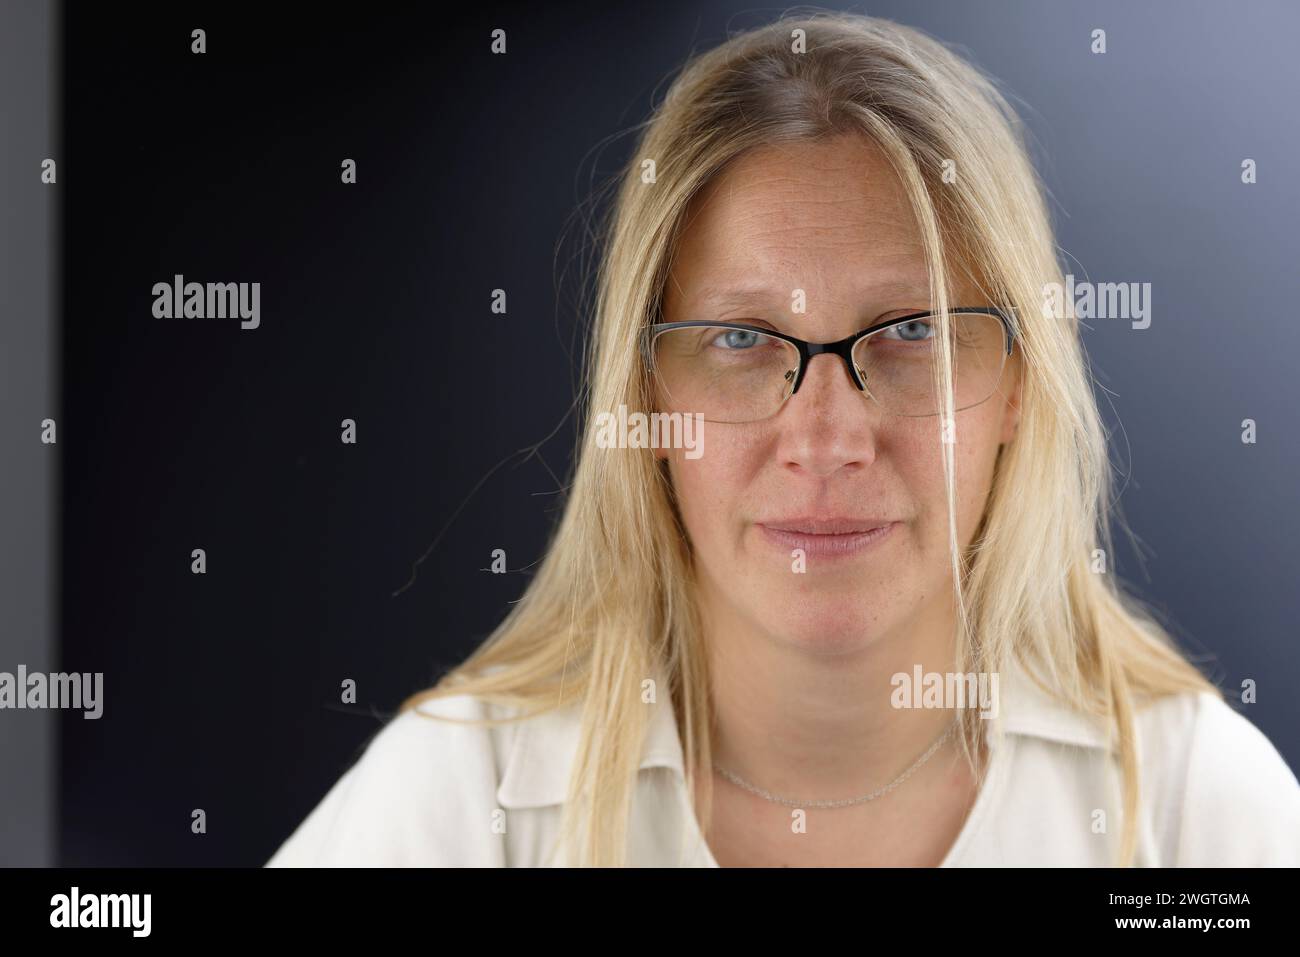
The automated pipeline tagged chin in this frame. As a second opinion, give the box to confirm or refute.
[762,595,894,656]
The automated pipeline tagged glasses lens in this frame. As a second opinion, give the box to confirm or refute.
[650,325,798,423]
[851,312,1009,417]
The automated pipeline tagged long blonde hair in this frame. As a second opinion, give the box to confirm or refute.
[401,11,1217,866]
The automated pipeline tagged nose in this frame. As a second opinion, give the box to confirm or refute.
[774,352,880,477]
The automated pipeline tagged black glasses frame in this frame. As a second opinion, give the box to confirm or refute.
[642,306,1017,405]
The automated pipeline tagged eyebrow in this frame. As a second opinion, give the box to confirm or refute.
[692,278,932,310]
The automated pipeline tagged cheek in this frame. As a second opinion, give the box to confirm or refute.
[664,428,767,552]
[892,413,1002,547]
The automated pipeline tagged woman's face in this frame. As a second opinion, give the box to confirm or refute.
[658,134,1021,654]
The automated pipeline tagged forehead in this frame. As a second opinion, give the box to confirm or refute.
[666,134,931,309]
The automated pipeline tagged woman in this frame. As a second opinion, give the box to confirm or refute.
[267,12,1300,867]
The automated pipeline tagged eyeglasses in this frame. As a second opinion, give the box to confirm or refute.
[642,307,1017,423]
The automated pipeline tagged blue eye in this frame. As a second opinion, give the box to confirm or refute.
[881,320,934,342]
[711,329,763,349]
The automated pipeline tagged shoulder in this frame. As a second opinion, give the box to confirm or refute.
[265,693,519,867]
[1135,689,1300,865]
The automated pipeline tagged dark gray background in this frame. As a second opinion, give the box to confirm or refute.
[1,0,57,867]
[0,0,1295,866]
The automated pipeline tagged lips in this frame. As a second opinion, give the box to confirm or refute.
[759,517,892,535]
[755,518,899,558]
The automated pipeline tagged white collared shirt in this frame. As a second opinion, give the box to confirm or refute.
[266,661,1300,866]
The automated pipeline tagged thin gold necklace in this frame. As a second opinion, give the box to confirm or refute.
[713,720,957,809]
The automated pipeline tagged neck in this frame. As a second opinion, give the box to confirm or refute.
[697,577,964,801]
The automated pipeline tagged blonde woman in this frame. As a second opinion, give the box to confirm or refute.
[267,12,1300,867]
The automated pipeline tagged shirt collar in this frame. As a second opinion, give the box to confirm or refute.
[496,678,684,809]
[495,656,1110,810]
[992,655,1113,750]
